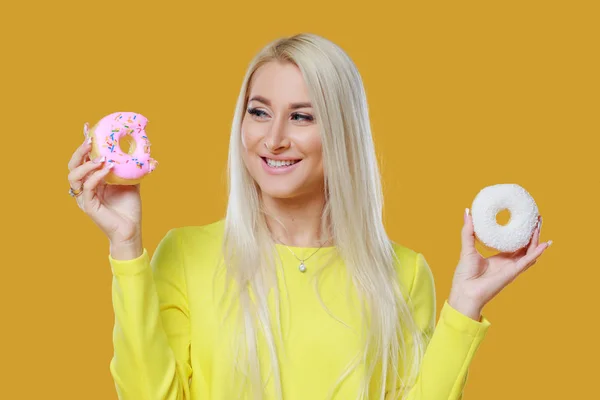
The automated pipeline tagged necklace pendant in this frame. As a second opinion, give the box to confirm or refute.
[298,262,307,273]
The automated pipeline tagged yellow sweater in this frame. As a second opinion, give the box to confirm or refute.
[108,219,490,399]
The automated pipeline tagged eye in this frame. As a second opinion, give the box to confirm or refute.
[247,107,269,119]
[291,113,314,122]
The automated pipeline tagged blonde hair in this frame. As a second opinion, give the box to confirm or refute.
[220,33,426,400]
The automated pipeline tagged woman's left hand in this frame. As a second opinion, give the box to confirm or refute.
[448,208,553,321]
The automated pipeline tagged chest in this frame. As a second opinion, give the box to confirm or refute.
[187,259,367,398]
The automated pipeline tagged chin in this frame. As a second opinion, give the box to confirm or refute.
[258,181,305,199]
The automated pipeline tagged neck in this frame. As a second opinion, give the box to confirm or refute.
[261,191,331,248]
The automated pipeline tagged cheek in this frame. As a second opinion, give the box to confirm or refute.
[303,129,323,160]
[241,120,263,152]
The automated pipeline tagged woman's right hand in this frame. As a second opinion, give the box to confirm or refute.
[68,123,143,255]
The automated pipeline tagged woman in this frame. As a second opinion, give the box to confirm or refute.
[66,33,550,399]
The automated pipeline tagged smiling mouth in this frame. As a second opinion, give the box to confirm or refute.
[261,157,302,168]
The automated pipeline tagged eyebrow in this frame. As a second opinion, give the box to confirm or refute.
[248,95,312,110]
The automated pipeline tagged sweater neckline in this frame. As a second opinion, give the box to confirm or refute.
[274,243,336,251]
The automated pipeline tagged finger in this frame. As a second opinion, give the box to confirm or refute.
[82,123,92,162]
[82,162,114,213]
[508,247,527,260]
[68,157,106,189]
[68,137,93,171]
[461,208,477,256]
[515,241,551,274]
[526,216,542,256]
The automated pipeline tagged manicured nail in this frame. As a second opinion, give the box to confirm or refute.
[87,137,92,144]
[538,216,543,234]
[93,156,105,163]
[547,240,553,247]
[83,122,89,137]
[106,162,115,168]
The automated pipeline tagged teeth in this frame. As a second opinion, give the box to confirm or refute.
[266,158,298,168]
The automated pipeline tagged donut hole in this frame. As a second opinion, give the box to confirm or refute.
[495,209,512,226]
[119,135,137,155]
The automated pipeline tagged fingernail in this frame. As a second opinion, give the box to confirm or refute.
[464,208,470,222]
[87,137,92,144]
[538,216,543,233]
[83,122,89,137]
[106,162,115,168]
[93,156,105,163]
[547,240,553,247]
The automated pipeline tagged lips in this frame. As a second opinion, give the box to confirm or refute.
[262,157,301,168]
[260,156,302,174]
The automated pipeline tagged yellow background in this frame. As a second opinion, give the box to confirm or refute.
[1,0,598,398]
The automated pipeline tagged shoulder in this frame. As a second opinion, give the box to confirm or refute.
[153,218,225,253]
[390,241,435,297]
[161,219,225,272]
[169,218,225,247]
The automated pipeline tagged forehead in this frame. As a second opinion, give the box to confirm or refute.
[248,61,311,104]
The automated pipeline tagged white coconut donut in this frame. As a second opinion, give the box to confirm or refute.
[471,184,539,252]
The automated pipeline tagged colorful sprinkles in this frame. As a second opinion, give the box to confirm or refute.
[105,132,117,153]
[125,157,145,169]
[99,113,156,175]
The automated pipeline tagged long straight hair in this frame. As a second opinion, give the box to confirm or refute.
[221,33,426,400]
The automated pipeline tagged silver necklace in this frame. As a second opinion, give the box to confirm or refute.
[278,238,331,273]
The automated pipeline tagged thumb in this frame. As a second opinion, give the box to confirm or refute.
[461,208,477,257]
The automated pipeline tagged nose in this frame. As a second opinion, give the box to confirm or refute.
[264,116,290,153]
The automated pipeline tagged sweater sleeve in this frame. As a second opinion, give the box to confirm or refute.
[403,253,491,399]
[108,228,192,399]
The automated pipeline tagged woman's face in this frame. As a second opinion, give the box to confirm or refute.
[241,61,324,200]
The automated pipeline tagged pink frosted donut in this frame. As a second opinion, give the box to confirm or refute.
[86,111,158,185]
